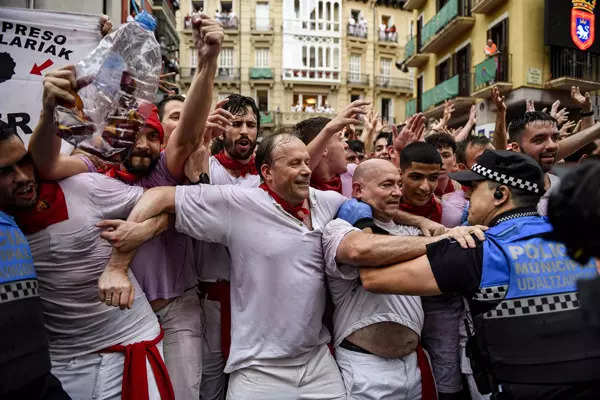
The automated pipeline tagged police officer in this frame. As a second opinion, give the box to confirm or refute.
[349,150,600,400]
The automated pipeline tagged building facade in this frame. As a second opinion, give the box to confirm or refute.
[176,0,413,135]
[401,0,600,134]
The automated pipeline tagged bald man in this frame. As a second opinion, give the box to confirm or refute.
[327,159,434,400]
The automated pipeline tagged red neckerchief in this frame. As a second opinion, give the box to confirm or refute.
[11,181,69,235]
[435,178,457,197]
[259,183,310,221]
[214,151,257,177]
[99,165,138,184]
[399,196,443,223]
[311,174,343,194]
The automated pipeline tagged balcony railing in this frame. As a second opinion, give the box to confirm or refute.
[250,67,273,79]
[472,0,505,14]
[283,19,341,35]
[152,0,177,32]
[179,67,196,79]
[375,75,413,90]
[473,53,511,92]
[216,67,240,81]
[405,37,416,59]
[420,0,471,48]
[378,30,398,42]
[216,14,239,30]
[347,73,369,85]
[282,68,340,82]
[406,98,417,118]
[550,46,600,83]
[251,18,273,32]
[347,23,368,38]
[422,74,473,110]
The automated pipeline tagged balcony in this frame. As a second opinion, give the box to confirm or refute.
[375,76,413,93]
[404,36,429,68]
[420,0,475,54]
[378,30,398,43]
[404,0,427,10]
[406,98,417,118]
[283,19,341,37]
[347,73,369,86]
[281,111,336,126]
[260,111,274,126]
[422,74,475,118]
[546,47,600,92]
[179,67,196,85]
[152,0,178,42]
[282,68,340,84]
[249,67,273,80]
[347,23,368,39]
[215,67,240,87]
[472,53,512,99]
[251,18,274,33]
[216,14,239,31]
[471,0,505,14]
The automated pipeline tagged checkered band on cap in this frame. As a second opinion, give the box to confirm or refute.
[471,163,540,194]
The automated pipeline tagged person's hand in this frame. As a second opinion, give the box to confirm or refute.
[394,113,425,152]
[343,124,358,140]
[467,104,478,126]
[97,219,150,253]
[526,99,535,112]
[323,99,369,136]
[571,86,592,112]
[552,104,569,126]
[417,217,447,237]
[158,72,178,95]
[443,225,488,248]
[205,99,234,139]
[99,15,113,37]
[41,65,77,115]
[559,120,577,137]
[442,100,455,123]
[491,86,506,113]
[98,263,135,309]
[192,14,224,60]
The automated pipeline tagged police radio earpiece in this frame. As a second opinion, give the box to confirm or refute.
[494,188,503,200]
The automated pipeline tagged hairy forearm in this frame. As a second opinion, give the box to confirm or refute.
[29,111,63,176]
[393,210,426,227]
[493,110,507,150]
[558,121,600,160]
[127,187,176,223]
[454,120,474,143]
[307,125,336,171]
[339,231,443,267]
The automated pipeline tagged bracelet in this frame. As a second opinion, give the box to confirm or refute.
[580,110,594,117]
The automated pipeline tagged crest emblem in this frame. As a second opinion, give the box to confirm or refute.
[571,0,596,50]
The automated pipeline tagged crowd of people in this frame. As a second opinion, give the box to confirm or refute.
[2,12,600,400]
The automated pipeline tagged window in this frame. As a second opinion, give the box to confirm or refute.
[190,50,197,67]
[380,58,392,85]
[255,2,269,30]
[381,98,392,124]
[218,48,234,77]
[220,1,232,13]
[349,54,361,81]
[294,0,300,18]
[436,58,451,84]
[256,89,269,112]
[350,94,360,103]
[255,48,269,68]
[192,0,204,12]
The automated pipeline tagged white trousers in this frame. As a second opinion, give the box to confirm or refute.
[200,298,228,400]
[335,346,422,400]
[156,288,204,400]
[51,341,163,400]
[226,344,346,400]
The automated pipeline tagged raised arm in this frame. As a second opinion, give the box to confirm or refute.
[571,86,594,131]
[165,15,223,180]
[490,86,507,150]
[557,121,600,160]
[307,100,368,170]
[28,65,89,179]
[454,104,477,143]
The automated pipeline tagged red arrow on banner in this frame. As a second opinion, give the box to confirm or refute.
[30,59,54,75]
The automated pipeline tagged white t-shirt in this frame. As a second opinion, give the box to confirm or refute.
[194,157,261,281]
[323,218,424,347]
[27,173,159,360]
[537,172,560,216]
[175,184,349,372]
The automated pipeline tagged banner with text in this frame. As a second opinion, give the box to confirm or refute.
[0,7,101,152]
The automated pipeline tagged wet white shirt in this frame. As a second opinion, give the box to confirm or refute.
[323,218,425,347]
[28,173,159,360]
[175,184,350,373]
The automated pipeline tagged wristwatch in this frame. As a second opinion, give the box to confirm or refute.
[198,172,210,184]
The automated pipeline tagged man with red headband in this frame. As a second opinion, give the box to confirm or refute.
[28,14,224,399]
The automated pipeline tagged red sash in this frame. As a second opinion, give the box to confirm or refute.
[214,151,257,177]
[100,328,174,400]
[99,165,138,184]
[311,174,343,194]
[259,183,310,221]
[11,182,69,235]
[417,344,439,400]
[198,281,232,360]
[399,196,443,223]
